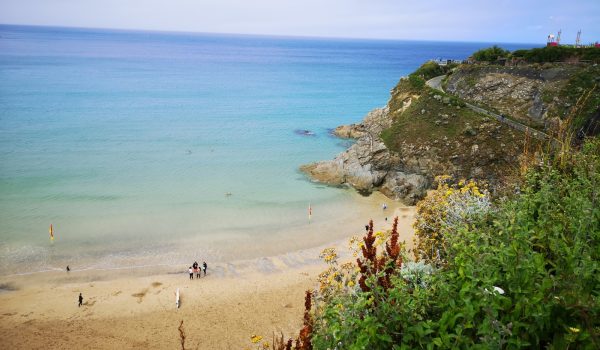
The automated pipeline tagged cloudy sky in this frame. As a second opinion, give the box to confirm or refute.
[1,0,599,43]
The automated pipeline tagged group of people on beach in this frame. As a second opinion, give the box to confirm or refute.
[189,261,207,280]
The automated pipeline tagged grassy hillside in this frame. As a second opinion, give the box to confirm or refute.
[381,67,533,187]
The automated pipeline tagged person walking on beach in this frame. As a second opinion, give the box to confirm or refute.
[188,266,193,280]
[193,261,200,278]
[78,293,83,307]
[202,261,207,276]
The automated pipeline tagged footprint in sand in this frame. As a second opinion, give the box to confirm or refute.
[112,290,122,296]
[131,288,149,303]
[151,282,163,294]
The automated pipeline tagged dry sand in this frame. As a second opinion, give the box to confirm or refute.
[0,207,415,349]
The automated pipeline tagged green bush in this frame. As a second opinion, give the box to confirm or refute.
[413,61,446,81]
[555,65,600,129]
[512,46,600,63]
[473,46,510,62]
[311,139,600,349]
[407,74,425,90]
[403,61,449,92]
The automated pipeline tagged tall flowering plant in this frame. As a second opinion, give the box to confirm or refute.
[413,175,491,266]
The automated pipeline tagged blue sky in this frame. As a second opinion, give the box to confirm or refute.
[1,0,599,43]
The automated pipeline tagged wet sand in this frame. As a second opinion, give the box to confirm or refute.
[0,207,415,349]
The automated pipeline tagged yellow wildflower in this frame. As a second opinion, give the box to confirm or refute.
[340,262,354,271]
[251,335,263,343]
[320,247,338,264]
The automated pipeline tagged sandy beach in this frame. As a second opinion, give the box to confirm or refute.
[0,207,414,349]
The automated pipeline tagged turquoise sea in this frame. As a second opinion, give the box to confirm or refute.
[0,25,536,275]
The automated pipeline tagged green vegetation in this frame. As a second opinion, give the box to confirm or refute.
[471,45,600,64]
[310,138,600,349]
[403,61,457,91]
[549,65,600,129]
[382,91,475,148]
[413,61,447,81]
[407,73,426,90]
[513,46,600,63]
[472,45,510,63]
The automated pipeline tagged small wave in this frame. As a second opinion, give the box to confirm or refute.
[3,263,178,278]
[41,194,121,202]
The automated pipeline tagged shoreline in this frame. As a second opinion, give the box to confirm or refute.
[0,204,415,288]
[0,191,399,278]
[0,207,415,349]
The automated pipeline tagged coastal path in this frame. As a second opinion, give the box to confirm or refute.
[426,75,558,146]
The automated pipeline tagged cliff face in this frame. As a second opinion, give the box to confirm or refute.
[301,62,597,204]
[445,64,599,134]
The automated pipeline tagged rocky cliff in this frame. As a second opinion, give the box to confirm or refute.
[300,107,429,204]
[301,61,598,204]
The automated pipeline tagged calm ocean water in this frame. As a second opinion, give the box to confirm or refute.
[0,25,537,275]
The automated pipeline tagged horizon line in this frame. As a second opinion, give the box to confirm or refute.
[0,22,543,46]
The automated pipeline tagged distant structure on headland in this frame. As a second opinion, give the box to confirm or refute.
[547,29,600,48]
[546,29,561,46]
[431,58,464,66]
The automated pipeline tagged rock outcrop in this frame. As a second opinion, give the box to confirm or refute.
[301,107,429,204]
[332,107,391,139]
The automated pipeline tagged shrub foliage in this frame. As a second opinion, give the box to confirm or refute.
[513,46,600,63]
[309,139,600,349]
[413,176,491,267]
[472,45,510,62]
